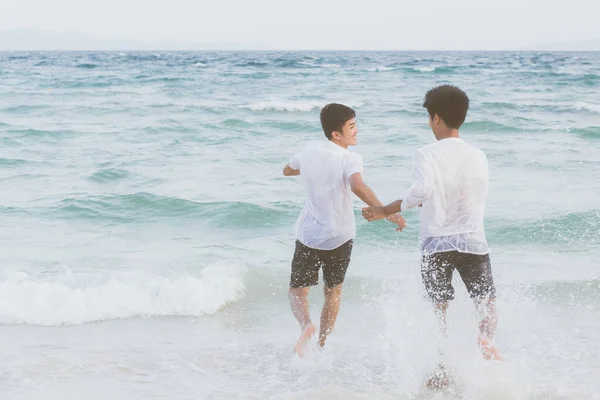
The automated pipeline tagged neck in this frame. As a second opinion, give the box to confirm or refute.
[436,128,460,140]
[329,139,348,149]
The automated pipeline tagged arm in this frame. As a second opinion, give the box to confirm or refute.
[349,173,383,207]
[283,152,301,176]
[362,199,402,221]
[350,173,406,231]
[362,149,433,221]
[283,163,300,176]
[399,150,434,212]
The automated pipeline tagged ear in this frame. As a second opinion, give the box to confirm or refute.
[433,114,440,125]
[331,130,342,141]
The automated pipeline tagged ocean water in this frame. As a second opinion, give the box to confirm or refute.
[0,51,599,399]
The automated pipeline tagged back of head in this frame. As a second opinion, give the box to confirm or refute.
[320,103,355,139]
[423,85,469,129]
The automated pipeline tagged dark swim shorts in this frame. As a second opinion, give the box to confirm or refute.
[290,240,353,288]
[421,251,496,303]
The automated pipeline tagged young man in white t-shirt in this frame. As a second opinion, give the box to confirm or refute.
[283,103,405,357]
[362,86,502,367]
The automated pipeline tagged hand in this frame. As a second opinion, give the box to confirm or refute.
[361,206,387,221]
[387,214,407,231]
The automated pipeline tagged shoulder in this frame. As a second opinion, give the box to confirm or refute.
[344,151,363,172]
[414,144,436,161]
[346,150,363,162]
[295,140,321,156]
[466,142,488,161]
[474,145,487,158]
[417,141,440,155]
[463,143,489,173]
[304,140,321,151]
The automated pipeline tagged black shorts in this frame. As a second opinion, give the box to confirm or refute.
[290,240,353,288]
[421,251,496,303]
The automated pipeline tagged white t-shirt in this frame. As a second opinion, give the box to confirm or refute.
[289,141,363,250]
[401,137,489,255]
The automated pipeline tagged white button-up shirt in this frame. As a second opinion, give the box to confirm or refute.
[401,138,490,255]
[290,141,363,250]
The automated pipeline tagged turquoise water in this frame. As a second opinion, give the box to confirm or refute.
[0,51,599,399]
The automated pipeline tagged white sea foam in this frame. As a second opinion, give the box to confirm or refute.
[574,101,600,114]
[247,100,364,112]
[0,261,245,326]
[368,66,396,72]
[247,101,324,112]
[414,66,437,72]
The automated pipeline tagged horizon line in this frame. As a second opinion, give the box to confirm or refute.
[1,48,599,52]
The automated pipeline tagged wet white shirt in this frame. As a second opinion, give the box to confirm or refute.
[289,141,363,250]
[401,138,490,255]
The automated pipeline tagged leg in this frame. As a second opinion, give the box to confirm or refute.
[456,253,502,360]
[434,301,449,336]
[289,240,320,356]
[478,297,499,340]
[421,252,456,336]
[289,287,316,356]
[427,301,451,390]
[421,252,455,388]
[289,287,312,329]
[319,283,343,347]
[319,240,353,348]
[476,298,502,360]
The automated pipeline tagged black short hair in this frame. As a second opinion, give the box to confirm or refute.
[423,85,469,129]
[320,103,355,139]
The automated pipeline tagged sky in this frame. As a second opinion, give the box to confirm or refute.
[0,0,599,50]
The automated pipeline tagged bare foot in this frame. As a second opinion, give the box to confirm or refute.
[478,336,503,361]
[318,333,326,348]
[293,323,316,357]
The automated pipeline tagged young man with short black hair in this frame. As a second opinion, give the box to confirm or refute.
[283,103,405,356]
[362,86,502,363]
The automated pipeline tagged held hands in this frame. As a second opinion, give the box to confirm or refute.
[361,206,387,221]
[387,214,407,231]
[361,207,407,232]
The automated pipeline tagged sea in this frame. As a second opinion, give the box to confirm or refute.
[0,51,599,399]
